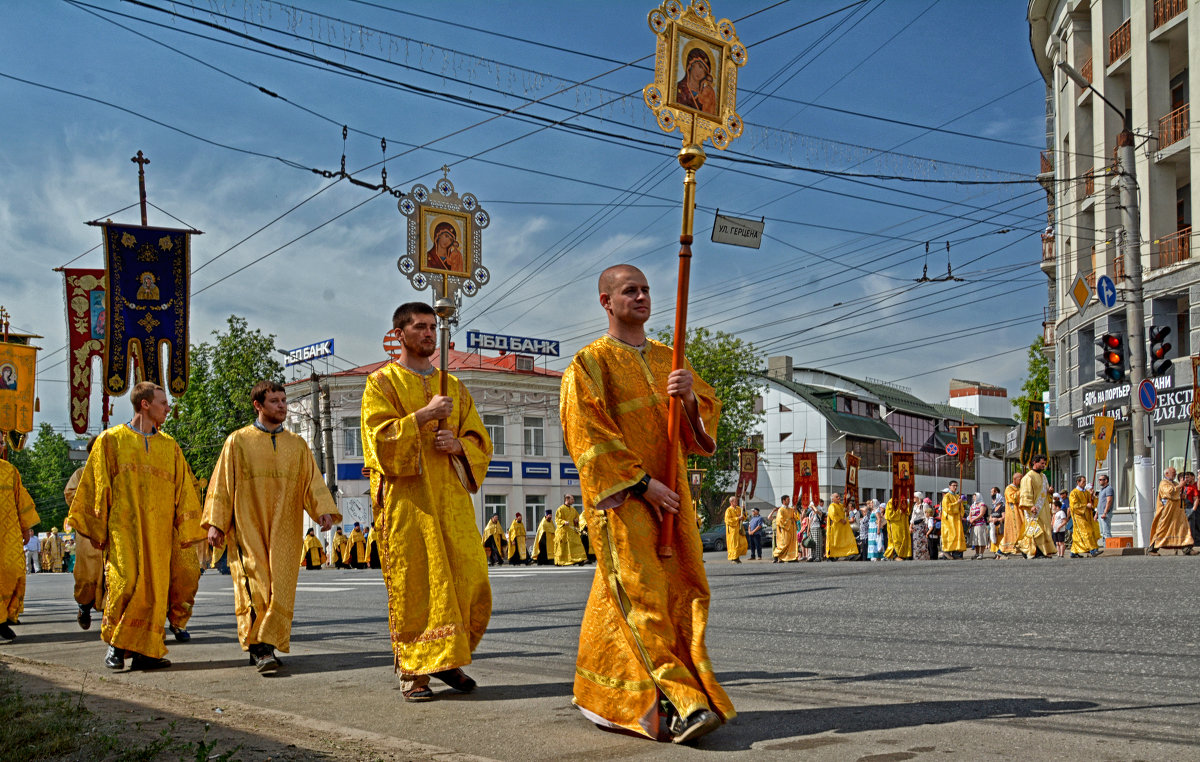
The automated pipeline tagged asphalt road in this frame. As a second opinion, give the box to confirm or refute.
[6,552,1200,760]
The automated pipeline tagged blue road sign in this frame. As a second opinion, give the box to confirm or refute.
[945,443,959,457]
[1138,379,1158,412]
[1096,275,1117,308]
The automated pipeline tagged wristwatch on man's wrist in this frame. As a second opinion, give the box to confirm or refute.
[629,472,652,497]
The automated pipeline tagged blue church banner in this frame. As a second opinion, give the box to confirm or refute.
[102,223,192,396]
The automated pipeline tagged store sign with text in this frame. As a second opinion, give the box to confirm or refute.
[1075,383,1194,431]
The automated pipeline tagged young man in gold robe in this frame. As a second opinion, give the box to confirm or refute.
[940,482,966,559]
[203,380,340,673]
[883,496,912,560]
[67,382,205,670]
[1068,476,1101,557]
[64,444,104,629]
[331,527,348,568]
[724,495,746,563]
[560,264,733,744]
[533,510,554,565]
[1016,454,1056,559]
[507,513,528,565]
[825,493,859,560]
[998,472,1024,558]
[361,302,493,702]
[768,495,799,563]
[482,515,507,566]
[0,452,38,642]
[554,494,586,566]
[346,523,368,568]
[1149,467,1195,555]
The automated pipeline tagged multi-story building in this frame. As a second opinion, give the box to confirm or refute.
[285,348,577,539]
[754,356,1014,507]
[1029,0,1197,510]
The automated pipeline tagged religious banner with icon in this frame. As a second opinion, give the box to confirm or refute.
[844,452,860,511]
[792,452,818,508]
[890,451,915,513]
[954,426,975,465]
[1020,401,1048,467]
[643,0,747,149]
[397,172,491,306]
[63,269,107,434]
[1093,415,1116,463]
[101,223,191,396]
[735,447,757,499]
[0,334,39,438]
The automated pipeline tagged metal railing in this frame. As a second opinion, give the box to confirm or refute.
[1159,103,1190,148]
[1153,227,1192,269]
[1153,0,1187,28]
[1108,18,1131,65]
[1080,57,1093,91]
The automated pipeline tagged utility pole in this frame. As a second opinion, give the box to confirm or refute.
[1117,129,1154,546]
[309,371,324,475]
[321,383,337,499]
[1058,62,1153,545]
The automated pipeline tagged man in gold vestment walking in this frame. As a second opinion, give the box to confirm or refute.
[203,380,340,673]
[68,382,205,670]
[560,265,732,744]
[361,302,493,702]
[0,450,38,642]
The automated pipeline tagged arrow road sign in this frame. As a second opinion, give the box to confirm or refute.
[1096,275,1117,308]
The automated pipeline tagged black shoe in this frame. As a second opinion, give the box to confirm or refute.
[1089,549,1102,557]
[670,708,721,744]
[129,653,172,670]
[253,649,279,674]
[431,668,476,693]
[168,625,190,642]
[0,623,14,642]
[1148,548,1160,556]
[104,645,125,670]
[1070,552,1082,558]
[77,604,92,630]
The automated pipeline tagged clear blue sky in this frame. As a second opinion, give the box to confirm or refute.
[1,0,1047,436]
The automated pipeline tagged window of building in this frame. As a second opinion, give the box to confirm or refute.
[483,494,506,528]
[342,416,362,457]
[525,494,546,518]
[1078,326,1094,383]
[523,417,544,456]
[484,414,505,455]
[515,355,535,371]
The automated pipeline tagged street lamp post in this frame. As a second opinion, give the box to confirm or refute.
[1057,61,1153,545]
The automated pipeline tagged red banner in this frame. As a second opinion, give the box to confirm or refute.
[63,269,106,434]
[954,426,975,464]
[891,452,915,513]
[844,452,860,510]
[793,452,818,508]
[736,448,757,499]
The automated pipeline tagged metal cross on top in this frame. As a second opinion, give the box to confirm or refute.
[641,0,747,558]
[131,150,150,226]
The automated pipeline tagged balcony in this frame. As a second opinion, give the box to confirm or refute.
[1153,226,1192,269]
[1154,0,1187,29]
[1111,252,1127,282]
[1108,19,1131,65]
[1079,58,1093,93]
[1159,103,1190,148]
[1043,321,1056,353]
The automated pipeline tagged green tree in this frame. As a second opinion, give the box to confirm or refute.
[1012,334,1050,422]
[7,422,78,531]
[163,315,283,479]
[652,325,764,528]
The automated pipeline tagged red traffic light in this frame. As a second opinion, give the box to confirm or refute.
[1102,334,1121,349]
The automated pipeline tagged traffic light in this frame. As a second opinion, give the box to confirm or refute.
[1149,325,1172,376]
[1097,333,1125,383]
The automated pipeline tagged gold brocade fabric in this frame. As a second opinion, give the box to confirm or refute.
[66,467,105,609]
[883,500,911,559]
[0,460,38,622]
[554,504,586,565]
[1151,479,1194,549]
[723,507,746,561]
[302,534,325,566]
[347,528,367,565]
[507,520,527,561]
[533,518,554,561]
[771,506,798,561]
[43,532,65,572]
[482,519,506,558]
[1069,488,1099,554]
[1001,484,1024,554]
[941,493,965,553]
[561,336,733,740]
[331,533,348,565]
[825,501,858,559]
[167,524,201,629]
[203,426,339,651]
[66,425,204,658]
[1016,470,1055,558]
[361,362,492,676]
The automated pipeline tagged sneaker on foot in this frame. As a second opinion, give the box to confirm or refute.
[168,624,190,642]
[254,649,279,674]
[104,645,125,670]
[671,709,721,744]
